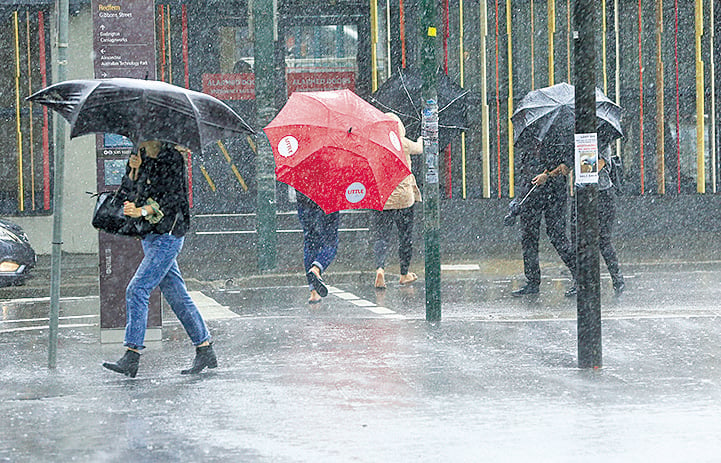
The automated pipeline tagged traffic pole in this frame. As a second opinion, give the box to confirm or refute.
[573,0,602,368]
[254,0,277,271]
[420,0,441,321]
[48,0,68,369]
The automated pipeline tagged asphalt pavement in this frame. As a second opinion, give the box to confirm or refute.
[1,255,721,462]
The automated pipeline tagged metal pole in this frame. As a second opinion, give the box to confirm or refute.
[420,0,440,321]
[573,0,601,368]
[254,0,277,271]
[49,0,68,369]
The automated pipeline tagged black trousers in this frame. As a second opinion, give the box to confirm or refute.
[520,188,577,287]
[373,206,414,275]
[570,188,623,286]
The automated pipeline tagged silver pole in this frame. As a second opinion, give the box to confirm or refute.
[48,0,68,369]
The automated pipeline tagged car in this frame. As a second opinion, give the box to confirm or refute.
[0,218,36,287]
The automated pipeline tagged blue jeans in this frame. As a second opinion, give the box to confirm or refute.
[124,233,210,350]
[297,204,340,288]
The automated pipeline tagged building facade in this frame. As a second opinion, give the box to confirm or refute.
[0,0,719,254]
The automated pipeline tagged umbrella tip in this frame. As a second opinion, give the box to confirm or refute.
[348,127,352,134]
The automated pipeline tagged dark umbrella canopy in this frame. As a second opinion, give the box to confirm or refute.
[511,82,623,148]
[368,67,469,146]
[27,78,254,153]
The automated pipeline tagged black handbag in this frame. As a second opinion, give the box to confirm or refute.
[91,171,154,237]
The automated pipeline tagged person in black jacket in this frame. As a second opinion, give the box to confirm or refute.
[512,137,577,297]
[102,140,216,377]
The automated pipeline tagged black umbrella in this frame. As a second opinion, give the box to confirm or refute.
[511,82,623,148]
[368,67,470,146]
[27,78,254,153]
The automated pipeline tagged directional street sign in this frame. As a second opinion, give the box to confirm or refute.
[92,1,156,79]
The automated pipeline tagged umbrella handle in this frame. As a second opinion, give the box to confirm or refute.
[518,183,538,206]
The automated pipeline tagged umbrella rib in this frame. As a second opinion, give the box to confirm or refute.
[80,96,142,109]
[437,90,470,115]
[398,69,421,119]
[368,97,419,121]
[438,123,469,130]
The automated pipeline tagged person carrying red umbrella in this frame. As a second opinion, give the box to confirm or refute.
[373,113,423,289]
[264,89,414,302]
[297,190,340,303]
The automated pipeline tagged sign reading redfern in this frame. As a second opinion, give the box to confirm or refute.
[202,71,356,100]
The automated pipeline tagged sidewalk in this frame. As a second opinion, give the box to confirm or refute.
[2,254,721,462]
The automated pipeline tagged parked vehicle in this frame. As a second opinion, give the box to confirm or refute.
[0,218,36,287]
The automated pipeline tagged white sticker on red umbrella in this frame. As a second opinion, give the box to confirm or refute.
[278,136,299,157]
[389,131,401,152]
[345,182,366,203]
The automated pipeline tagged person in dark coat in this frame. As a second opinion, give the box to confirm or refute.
[512,137,577,297]
[570,144,625,296]
[102,140,217,377]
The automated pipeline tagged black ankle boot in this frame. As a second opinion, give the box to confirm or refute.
[103,350,140,378]
[181,343,217,375]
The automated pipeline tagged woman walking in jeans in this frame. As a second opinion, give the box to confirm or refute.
[102,140,216,378]
[296,191,340,303]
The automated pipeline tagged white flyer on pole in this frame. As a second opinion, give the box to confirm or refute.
[574,133,599,184]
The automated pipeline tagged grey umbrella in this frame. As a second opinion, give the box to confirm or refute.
[511,82,623,148]
[27,78,254,153]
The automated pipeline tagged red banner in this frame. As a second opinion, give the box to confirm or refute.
[286,71,355,95]
[201,71,356,100]
[202,73,255,100]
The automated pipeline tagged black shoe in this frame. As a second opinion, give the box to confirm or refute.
[613,280,625,296]
[564,285,577,297]
[306,269,328,297]
[181,343,218,375]
[103,349,140,378]
[512,284,539,297]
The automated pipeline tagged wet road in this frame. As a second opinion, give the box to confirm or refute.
[1,262,721,462]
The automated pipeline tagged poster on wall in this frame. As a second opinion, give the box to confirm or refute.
[574,133,599,185]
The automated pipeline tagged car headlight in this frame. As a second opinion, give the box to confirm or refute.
[0,261,20,272]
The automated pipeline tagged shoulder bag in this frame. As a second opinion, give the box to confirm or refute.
[91,172,154,237]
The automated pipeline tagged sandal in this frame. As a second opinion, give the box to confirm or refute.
[306,269,328,297]
[399,272,418,285]
[308,290,322,304]
[375,269,386,289]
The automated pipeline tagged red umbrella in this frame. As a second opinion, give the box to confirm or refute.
[264,89,411,214]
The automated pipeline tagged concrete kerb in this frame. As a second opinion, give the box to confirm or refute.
[9,252,721,299]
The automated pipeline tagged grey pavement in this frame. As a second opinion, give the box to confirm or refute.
[1,255,721,462]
